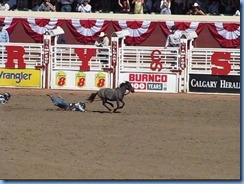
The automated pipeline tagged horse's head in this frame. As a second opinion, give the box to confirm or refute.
[121,81,135,93]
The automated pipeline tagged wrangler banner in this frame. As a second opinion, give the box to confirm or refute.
[0,68,41,87]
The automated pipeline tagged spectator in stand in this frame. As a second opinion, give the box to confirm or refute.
[56,0,74,12]
[186,2,205,15]
[143,0,152,14]
[172,0,186,14]
[132,0,144,14]
[89,0,99,12]
[160,0,171,14]
[8,0,17,10]
[98,0,111,12]
[118,0,131,13]
[76,0,91,12]
[0,22,9,43]
[38,0,56,11]
[0,0,10,11]
[233,9,240,16]
[207,0,219,15]
[152,0,161,13]
[233,2,240,16]
[16,0,28,10]
[185,0,194,13]
[220,0,234,15]
[232,0,240,12]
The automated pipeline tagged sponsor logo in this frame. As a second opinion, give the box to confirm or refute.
[189,74,240,93]
[0,71,32,83]
[129,73,168,91]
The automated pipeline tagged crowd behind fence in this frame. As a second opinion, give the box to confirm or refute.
[1,0,240,16]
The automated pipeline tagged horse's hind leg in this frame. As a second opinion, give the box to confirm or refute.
[102,100,112,112]
[105,100,114,108]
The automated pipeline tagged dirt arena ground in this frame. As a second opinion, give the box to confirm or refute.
[0,88,240,180]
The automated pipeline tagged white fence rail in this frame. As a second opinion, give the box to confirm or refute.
[0,43,43,69]
[52,44,111,71]
[119,47,180,73]
[187,48,240,94]
[0,42,240,94]
[188,48,240,75]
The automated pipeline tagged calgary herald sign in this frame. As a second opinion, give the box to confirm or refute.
[188,51,240,94]
[189,74,240,94]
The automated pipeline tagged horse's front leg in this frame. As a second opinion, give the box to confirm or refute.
[119,100,125,109]
[113,100,120,112]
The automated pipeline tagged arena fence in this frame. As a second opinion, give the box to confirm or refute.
[0,40,240,94]
[0,42,43,88]
[117,46,181,93]
[187,48,240,94]
[49,44,112,90]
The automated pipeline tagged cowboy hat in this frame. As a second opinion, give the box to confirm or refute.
[193,2,199,7]
[98,32,106,37]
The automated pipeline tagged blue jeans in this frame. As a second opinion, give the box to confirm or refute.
[50,95,69,110]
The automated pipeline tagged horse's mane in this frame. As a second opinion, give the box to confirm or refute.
[119,81,128,88]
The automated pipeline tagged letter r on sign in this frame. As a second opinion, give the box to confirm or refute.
[5,46,26,69]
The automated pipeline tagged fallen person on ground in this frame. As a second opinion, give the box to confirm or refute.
[47,94,86,112]
[0,92,11,104]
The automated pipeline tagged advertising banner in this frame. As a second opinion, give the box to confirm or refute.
[0,68,41,87]
[189,74,240,94]
[51,71,110,90]
[119,73,178,93]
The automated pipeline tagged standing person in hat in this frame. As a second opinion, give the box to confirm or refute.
[0,22,9,43]
[164,25,181,48]
[186,2,205,15]
[95,32,109,47]
[95,32,110,65]
[164,25,181,66]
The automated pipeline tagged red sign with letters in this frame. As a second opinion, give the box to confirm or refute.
[211,52,231,75]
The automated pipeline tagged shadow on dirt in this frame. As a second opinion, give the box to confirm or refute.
[89,110,121,114]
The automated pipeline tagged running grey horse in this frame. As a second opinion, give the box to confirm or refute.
[86,81,135,112]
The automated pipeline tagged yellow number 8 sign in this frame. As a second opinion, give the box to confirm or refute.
[95,72,106,88]
[75,72,86,88]
[56,71,66,86]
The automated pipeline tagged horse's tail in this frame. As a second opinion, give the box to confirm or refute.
[86,92,98,103]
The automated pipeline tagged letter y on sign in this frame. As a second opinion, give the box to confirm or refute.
[74,48,96,71]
